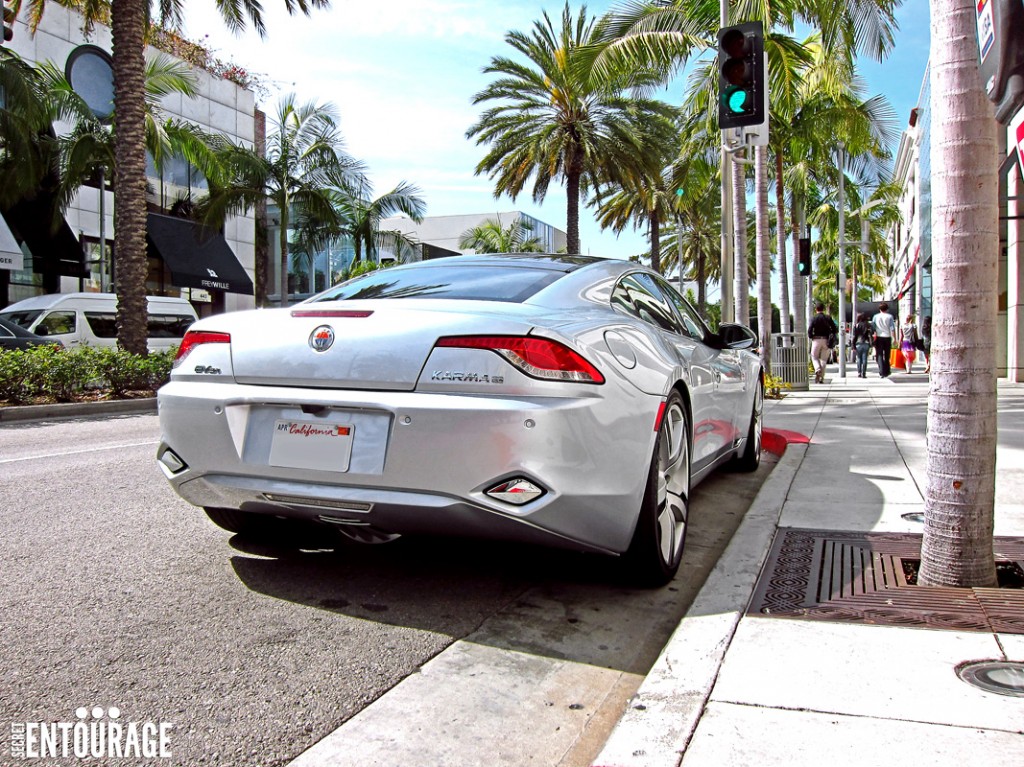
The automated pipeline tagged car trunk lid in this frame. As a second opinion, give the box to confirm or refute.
[228,302,539,391]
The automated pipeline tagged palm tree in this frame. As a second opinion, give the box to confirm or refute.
[0,50,65,211]
[22,0,330,352]
[458,216,544,253]
[918,0,998,588]
[784,37,899,333]
[586,0,900,348]
[202,94,357,307]
[662,154,721,316]
[466,2,676,255]
[332,175,425,265]
[35,53,217,211]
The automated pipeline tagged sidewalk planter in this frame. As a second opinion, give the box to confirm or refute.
[770,333,809,391]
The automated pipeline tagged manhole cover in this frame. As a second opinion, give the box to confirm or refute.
[957,661,1024,697]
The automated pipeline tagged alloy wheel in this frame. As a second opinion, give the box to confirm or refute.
[656,401,689,566]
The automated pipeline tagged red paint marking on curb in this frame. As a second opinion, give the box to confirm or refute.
[763,428,810,456]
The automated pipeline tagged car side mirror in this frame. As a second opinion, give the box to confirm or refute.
[35,326,49,336]
[718,322,757,350]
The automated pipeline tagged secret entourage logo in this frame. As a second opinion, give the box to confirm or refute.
[9,705,172,759]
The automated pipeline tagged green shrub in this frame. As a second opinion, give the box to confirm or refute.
[763,372,792,400]
[0,349,39,404]
[37,345,98,402]
[0,345,178,404]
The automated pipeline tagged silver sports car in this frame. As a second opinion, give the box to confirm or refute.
[157,254,764,585]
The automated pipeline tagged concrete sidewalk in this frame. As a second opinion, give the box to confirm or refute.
[592,368,1024,767]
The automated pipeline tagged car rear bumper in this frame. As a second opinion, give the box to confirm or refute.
[157,380,658,553]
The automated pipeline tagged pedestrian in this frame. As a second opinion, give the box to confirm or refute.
[852,312,874,378]
[921,315,932,373]
[808,302,838,384]
[871,302,896,377]
[900,314,919,374]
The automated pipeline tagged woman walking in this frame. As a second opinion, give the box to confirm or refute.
[852,312,874,378]
[900,314,919,374]
[921,315,932,373]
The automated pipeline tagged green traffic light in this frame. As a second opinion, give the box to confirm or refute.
[725,87,750,114]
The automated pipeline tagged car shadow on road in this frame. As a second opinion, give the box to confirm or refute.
[222,454,777,674]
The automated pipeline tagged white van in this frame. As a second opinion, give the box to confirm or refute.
[0,293,198,351]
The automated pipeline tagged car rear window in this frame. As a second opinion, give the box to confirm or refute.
[311,265,565,304]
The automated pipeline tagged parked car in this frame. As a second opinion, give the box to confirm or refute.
[0,316,65,351]
[0,293,197,351]
[156,254,764,585]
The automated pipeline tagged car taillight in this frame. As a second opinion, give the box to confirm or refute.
[435,335,604,384]
[173,330,230,367]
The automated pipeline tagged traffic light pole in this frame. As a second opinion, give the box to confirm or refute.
[721,146,735,324]
[838,143,847,379]
[719,0,734,324]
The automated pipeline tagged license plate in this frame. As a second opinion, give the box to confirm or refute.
[269,420,354,472]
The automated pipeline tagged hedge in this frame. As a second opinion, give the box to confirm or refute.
[0,345,177,405]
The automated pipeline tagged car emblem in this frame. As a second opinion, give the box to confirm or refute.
[309,325,335,352]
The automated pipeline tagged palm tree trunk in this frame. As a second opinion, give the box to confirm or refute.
[110,0,150,356]
[649,214,661,275]
[278,204,290,307]
[254,110,269,307]
[754,146,772,369]
[696,251,706,316]
[566,158,582,255]
[775,151,791,334]
[918,0,998,588]
[732,159,749,326]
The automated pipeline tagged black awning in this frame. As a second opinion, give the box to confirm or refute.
[2,198,87,277]
[147,213,254,295]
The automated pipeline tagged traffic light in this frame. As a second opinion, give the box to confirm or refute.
[975,0,1024,123]
[717,21,766,130]
[797,237,811,276]
[3,2,15,44]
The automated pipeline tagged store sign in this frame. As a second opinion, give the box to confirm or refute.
[1013,105,1024,178]
[0,216,24,271]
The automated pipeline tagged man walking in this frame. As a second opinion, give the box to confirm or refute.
[808,302,838,384]
[872,302,896,378]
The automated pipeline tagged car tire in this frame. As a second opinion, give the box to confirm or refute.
[623,391,690,587]
[203,507,265,534]
[731,379,763,473]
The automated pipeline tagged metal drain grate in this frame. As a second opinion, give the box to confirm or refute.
[748,529,1024,633]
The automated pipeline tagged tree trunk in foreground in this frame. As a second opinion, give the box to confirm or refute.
[918,0,998,588]
[111,0,150,356]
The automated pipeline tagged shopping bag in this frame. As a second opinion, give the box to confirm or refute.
[890,347,905,370]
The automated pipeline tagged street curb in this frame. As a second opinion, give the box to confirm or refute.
[590,439,807,767]
[0,397,157,423]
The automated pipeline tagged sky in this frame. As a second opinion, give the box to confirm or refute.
[179,0,931,279]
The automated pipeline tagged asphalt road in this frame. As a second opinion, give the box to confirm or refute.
[0,414,775,767]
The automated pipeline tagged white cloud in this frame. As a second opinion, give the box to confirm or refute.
[175,0,664,259]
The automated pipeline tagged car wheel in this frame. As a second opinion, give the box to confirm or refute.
[624,391,690,587]
[732,379,763,472]
[203,507,265,534]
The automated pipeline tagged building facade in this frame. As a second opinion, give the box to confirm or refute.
[0,5,257,317]
[886,64,1023,381]
[380,212,568,257]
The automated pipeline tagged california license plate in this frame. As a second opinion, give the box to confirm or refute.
[269,420,354,472]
